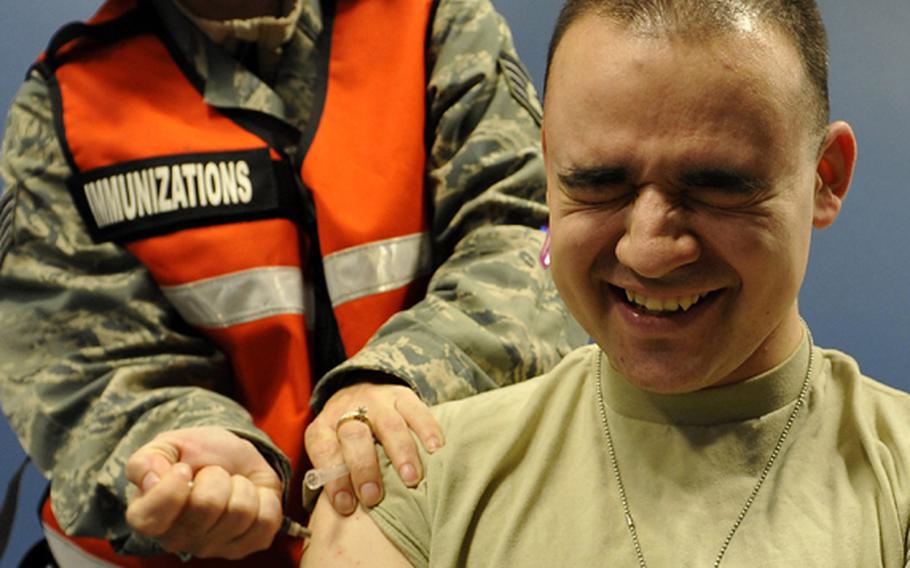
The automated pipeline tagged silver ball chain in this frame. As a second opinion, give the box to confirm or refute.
[594,330,815,568]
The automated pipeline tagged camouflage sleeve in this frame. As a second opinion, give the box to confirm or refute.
[0,74,290,554]
[311,0,587,409]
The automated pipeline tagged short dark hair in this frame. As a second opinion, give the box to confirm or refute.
[544,0,830,133]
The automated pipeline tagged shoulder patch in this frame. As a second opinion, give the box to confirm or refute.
[498,52,543,127]
[0,186,15,268]
[67,148,297,243]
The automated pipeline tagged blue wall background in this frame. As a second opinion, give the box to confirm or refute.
[1,0,908,565]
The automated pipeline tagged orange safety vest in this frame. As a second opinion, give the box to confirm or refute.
[37,0,434,564]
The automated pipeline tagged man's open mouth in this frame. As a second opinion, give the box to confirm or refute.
[617,286,716,315]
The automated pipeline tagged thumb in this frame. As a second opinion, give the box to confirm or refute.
[126,440,182,493]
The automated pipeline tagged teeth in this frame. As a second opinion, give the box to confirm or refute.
[624,290,709,313]
[679,296,695,311]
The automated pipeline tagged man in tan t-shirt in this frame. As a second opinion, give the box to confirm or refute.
[300,1,910,566]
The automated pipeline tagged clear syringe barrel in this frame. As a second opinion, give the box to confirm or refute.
[303,462,350,490]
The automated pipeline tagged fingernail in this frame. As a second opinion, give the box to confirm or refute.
[426,437,442,453]
[334,491,355,514]
[360,482,381,505]
[399,463,419,485]
[141,472,160,492]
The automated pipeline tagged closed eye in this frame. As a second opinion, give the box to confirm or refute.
[557,166,634,204]
[679,169,770,207]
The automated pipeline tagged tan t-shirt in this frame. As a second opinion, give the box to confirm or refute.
[370,338,910,567]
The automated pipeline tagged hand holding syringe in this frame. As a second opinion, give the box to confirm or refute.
[304,462,351,490]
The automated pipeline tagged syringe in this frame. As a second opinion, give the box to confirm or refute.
[303,463,350,490]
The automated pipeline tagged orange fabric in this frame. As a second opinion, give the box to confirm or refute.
[333,276,432,354]
[44,0,433,563]
[129,225,315,479]
[51,16,314,564]
[57,35,264,171]
[126,219,303,286]
[57,9,316,468]
[304,0,430,249]
[302,0,433,354]
[205,317,313,469]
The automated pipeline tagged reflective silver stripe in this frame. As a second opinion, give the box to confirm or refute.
[324,232,433,307]
[161,266,304,329]
[44,523,121,568]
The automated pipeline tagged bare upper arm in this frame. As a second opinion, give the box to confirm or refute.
[301,491,414,568]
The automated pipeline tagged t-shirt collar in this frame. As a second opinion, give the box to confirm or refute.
[601,332,814,425]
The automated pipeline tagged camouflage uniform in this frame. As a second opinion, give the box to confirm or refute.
[0,0,585,555]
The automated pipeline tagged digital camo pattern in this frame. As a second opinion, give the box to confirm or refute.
[314,226,587,409]
[0,74,291,553]
[314,0,587,408]
[154,0,323,133]
[0,0,584,553]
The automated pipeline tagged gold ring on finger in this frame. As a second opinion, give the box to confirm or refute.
[335,405,373,433]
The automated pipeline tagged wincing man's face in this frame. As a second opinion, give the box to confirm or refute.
[543,14,856,394]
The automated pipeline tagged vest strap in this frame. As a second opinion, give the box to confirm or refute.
[325,232,433,307]
[161,266,306,329]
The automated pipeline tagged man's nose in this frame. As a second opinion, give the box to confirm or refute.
[614,187,700,279]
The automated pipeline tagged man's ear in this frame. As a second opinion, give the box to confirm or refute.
[813,120,857,229]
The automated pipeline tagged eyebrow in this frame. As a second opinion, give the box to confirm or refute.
[557,165,630,188]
